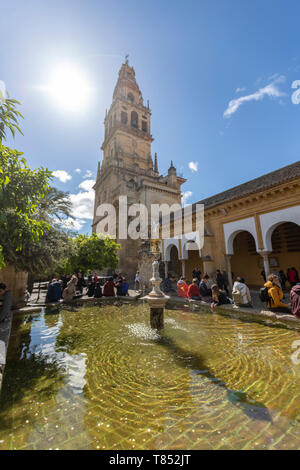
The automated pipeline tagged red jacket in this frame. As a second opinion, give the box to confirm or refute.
[288,269,299,283]
[188,284,201,299]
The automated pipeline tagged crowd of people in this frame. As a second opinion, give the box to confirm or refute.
[163,266,300,318]
[45,271,130,303]
[261,267,299,289]
[1,264,300,322]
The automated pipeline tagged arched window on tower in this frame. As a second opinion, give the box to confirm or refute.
[131,111,138,129]
[142,120,147,132]
[121,111,128,125]
[128,93,134,103]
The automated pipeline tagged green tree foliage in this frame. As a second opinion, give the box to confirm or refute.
[0,95,23,143]
[66,233,120,274]
[0,245,4,270]
[0,143,52,269]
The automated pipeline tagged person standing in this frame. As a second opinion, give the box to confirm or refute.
[135,271,140,292]
[279,270,287,291]
[221,270,230,295]
[216,270,224,290]
[76,273,86,294]
[288,267,299,288]
[192,268,201,282]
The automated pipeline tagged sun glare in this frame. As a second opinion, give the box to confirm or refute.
[46,65,92,112]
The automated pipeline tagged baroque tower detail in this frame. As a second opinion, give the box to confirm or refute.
[92,59,186,277]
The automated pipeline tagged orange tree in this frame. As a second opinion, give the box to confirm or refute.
[64,233,120,274]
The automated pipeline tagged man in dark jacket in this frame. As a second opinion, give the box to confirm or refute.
[216,270,224,289]
[0,283,12,322]
[199,275,213,302]
[46,279,62,303]
[290,283,300,318]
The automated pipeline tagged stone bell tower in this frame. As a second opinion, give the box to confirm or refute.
[92,58,186,279]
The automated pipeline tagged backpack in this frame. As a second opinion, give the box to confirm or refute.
[232,289,242,305]
[259,286,270,303]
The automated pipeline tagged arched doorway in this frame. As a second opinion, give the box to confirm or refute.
[167,245,181,278]
[270,222,300,274]
[183,241,203,281]
[230,231,262,286]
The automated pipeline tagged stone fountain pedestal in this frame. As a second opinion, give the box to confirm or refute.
[142,260,169,329]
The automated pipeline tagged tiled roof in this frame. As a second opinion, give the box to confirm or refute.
[195,160,300,209]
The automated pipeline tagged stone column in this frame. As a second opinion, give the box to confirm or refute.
[164,260,168,278]
[260,251,271,278]
[226,255,233,290]
[181,259,186,278]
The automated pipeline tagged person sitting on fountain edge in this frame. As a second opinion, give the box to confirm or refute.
[177,276,189,298]
[199,274,213,303]
[103,277,115,297]
[188,278,201,300]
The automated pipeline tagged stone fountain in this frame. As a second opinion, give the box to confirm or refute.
[142,260,169,329]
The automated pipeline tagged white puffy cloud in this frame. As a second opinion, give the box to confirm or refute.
[52,170,72,183]
[182,191,193,206]
[224,76,286,118]
[69,189,95,220]
[74,168,81,173]
[78,179,95,191]
[188,161,198,172]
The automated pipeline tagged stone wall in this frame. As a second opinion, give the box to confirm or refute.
[0,265,28,306]
[137,241,159,290]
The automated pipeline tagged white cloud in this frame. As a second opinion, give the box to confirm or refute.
[224,75,286,118]
[182,191,192,206]
[83,170,93,178]
[69,189,95,220]
[236,87,246,93]
[78,179,95,191]
[75,168,81,173]
[0,80,6,104]
[188,161,198,173]
[52,170,72,183]
[59,217,84,231]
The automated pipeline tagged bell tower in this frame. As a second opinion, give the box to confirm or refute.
[93,59,186,279]
[101,57,154,173]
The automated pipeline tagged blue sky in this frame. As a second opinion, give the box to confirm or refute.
[1,0,300,233]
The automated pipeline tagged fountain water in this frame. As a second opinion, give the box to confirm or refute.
[142,260,169,329]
